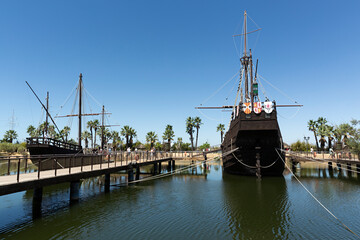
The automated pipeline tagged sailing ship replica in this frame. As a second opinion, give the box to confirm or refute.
[26,74,106,170]
[26,75,84,156]
[198,11,300,176]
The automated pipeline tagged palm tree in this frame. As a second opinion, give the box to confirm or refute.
[146,131,158,149]
[325,125,334,150]
[162,124,175,151]
[129,127,137,149]
[3,130,18,143]
[216,123,225,143]
[186,117,195,151]
[177,137,182,151]
[92,119,100,147]
[111,131,120,150]
[27,125,37,137]
[121,125,131,148]
[87,120,94,148]
[308,119,319,151]
[61,126,71,142]
[193,117,202,149]
[82,131,91,148]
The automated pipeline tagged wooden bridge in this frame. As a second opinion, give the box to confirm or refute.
[286,150,360,173]
[0,150,217,217]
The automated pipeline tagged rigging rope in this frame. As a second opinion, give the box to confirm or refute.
[258,74,298,104]
[275,149,360,238]
[200,72,239,105]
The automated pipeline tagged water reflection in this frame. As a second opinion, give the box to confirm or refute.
[222,174,290,239]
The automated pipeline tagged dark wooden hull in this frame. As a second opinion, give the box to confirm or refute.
[26,138,83,170]
[221,109,285,176]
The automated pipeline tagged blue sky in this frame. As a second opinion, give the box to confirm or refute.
[0,0,360,146]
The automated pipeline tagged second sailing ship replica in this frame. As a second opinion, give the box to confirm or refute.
[198,11,300,176]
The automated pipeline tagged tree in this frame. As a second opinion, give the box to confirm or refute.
[193,117,202,149]
[316,117,328,151]
[216,123,225,143]
[121,125,131,148]
[186,117,195,151]
[61,126,71,142]
[92,120,100,148]
[27,125,37,137]
[177,137,182,151]
[146,131,158,149]
[129,127,137,149]
[87,120,94,148]
[325,125,334,150]
[348,119,360,159]
[308,119,319,151]
[82,131,91,148]
[3,130,18,143]
[162,124,175,151]
[199,141,210,151]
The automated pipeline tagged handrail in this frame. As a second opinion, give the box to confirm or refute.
[26,137,82,151]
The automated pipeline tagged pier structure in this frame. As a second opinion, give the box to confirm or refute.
[0,150,218,216]
[286,151,360,175]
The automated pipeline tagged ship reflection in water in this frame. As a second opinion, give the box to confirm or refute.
[222,174,291,239]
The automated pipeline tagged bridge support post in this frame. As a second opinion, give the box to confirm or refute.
[167,160,172,171]
[328,162,333,171]
[357,164,360,177]
[153,163,158,175]
[172,160,175,170]
[32,187,43,219]
[158,162,162,174]
[291,159,297,173]
[70,180,80,202]
[135,164,140,180]
[337,163,342,172]
[128,165,134,183]
[105,173,110,193]
[347,163,352,176]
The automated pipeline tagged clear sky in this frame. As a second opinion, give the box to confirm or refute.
[1,0,360,146]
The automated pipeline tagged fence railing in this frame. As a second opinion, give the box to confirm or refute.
[26,137,82,152]
[286,150,359,161]
[0,150,212,183]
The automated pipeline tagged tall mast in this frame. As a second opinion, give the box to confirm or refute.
[45,91,49,136]
[101,105,105,150]
[78,73,82,147]
[244,10,247,57]
[243,10,249,101]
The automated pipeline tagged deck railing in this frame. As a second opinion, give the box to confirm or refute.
[26,137,82,152]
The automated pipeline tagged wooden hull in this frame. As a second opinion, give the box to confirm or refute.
[27,137,83,171]
[221,109,285,176]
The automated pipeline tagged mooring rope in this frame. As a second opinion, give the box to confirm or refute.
[231,151,279,169]
[275,149,360,238]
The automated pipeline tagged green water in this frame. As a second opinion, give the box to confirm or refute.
[1,161,360,239]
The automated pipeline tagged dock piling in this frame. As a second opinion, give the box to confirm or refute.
[105,174,110,193]
[70,180,80,202]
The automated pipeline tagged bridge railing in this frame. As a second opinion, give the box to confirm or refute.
[287,150,359,161]
[0,150,211,183]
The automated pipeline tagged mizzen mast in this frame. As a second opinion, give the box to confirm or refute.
[78,73,82,147]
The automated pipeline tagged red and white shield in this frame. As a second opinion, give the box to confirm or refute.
[264,101,273,114]
[242,102,252,114]
[253,102,262,114]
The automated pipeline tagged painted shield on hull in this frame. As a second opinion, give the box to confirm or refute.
[242,102,252,114]
[264,101,274,114]
[253,102,262,114]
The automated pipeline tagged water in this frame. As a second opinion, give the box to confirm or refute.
[1,161,360,239]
